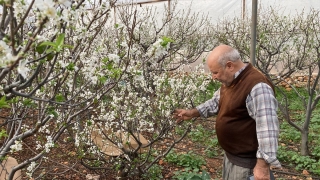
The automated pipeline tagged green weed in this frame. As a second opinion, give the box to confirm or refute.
[279,122,301,143]
[173,170,211,180]
[278,146,320,175]
[189,124,214,144]
[142,164,163,180]
[165,150,206,172]
[0,129,8,139]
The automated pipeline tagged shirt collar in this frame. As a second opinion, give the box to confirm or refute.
[234,63,249,79]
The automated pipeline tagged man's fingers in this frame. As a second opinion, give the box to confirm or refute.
[172,112,182,118]
[171,109,190,124]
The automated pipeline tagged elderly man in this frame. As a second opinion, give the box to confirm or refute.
[173,45,281,180]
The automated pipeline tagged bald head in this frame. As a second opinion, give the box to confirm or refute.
[208,45,241,67]
[207,45,245,86]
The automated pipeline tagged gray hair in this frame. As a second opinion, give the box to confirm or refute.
[217,48,241,66]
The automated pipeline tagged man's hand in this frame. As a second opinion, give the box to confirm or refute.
[172,109,200,124]
[254,158,270,180]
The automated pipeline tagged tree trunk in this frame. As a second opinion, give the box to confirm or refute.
[301,85,314,156]
[301,130,309,156]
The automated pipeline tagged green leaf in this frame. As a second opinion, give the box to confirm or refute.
[40,41,57,47]
[55,94,65,102]
[107,62,113,70]
[8,97,19,103]
[38,33,72,53]
[47,106,58,118]
[45,49,55,54]
[56,33,65,47]
[66,62,75,71]
[86,120,93,126]
[102,57,109,63]
[111,68,121,79]
[94,98,98,104]
[99,76,107,84]
[39,40,57,54]
[185,167,191,172]
[46,53,54,61]
[201,170,211,180]
[0,96,10,108]
[189,175,202,180]
[161,36,174,47]
[22,99,36,107]
[36,44,47,54]
[0,129,8,139]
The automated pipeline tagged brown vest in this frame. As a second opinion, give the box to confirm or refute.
[216,63,274,166]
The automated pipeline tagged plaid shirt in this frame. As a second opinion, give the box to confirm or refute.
[196,65,281,167]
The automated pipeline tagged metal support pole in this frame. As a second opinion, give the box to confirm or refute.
[242,0,246,19]
[168,0,171,15]
[250,0,258,66]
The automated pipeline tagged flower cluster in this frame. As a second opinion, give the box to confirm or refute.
[26,162,37,177]
[44,136,54,153]
[34,0,57,19]
[10,140,23,152]
[0,40,17,67]
[147,38,170,58]
[13,0,29,18]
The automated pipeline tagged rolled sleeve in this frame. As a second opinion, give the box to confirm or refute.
[247,83,282,168]
[196,88,220,118]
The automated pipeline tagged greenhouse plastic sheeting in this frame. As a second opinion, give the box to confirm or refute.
[116,0,320,24]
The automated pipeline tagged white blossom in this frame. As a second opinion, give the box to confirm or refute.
[147,39,170,58]
[58,0,72,7]
[75,134,80,147]
[13,0,29,18]
[39,124,49,133]
[17,59,30,78]
[44,136,54,153]
[0,40,13,67]
[26,161,37,177]
[36,35,48,42]
[36,141,42,150]
[58,60,68,68]
[34,0,57,19]
[108,54,120,64]
[10,140,23,152]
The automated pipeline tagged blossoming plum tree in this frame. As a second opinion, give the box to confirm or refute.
[0,0,214,178]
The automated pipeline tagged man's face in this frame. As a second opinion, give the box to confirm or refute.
[208,60,234,87]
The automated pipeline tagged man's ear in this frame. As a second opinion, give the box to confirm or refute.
[226,61,233,70]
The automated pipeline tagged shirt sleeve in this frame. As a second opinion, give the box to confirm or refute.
[196,88,220,118]
[247,83,282,168]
